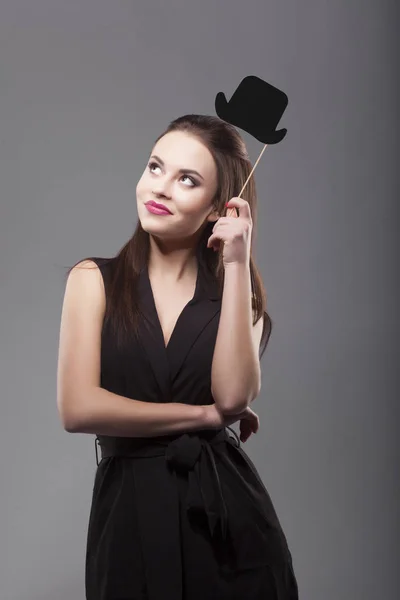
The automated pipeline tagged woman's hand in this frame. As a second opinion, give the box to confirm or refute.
[205,404,260,443]
[206,197,253,267]
[237,407,260,443]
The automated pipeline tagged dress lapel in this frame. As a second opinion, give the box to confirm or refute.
[167,262,221,383]
[137,267,172,401]
[137,253,221,400]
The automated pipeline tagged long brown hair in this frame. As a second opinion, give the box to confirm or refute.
[65,114,272,357]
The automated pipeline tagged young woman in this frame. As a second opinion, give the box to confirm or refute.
[57,114,299,599]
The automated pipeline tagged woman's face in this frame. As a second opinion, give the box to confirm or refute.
[136,131,219,243]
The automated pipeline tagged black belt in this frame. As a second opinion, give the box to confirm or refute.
[95,426,240,542]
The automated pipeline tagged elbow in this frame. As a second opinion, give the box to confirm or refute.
[63,423,76,434]
[64,405,87,432]
[57,395,82,433]
[213,382,261,416]
[64,413,80,432]
[59,411,79,433]
[213,393,253,416]
[218,400,249,416]
[58,412,75,433]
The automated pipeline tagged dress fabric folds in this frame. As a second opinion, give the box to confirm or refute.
[84,254,299,600]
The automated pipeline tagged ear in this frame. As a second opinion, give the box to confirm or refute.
[206,205,221,223]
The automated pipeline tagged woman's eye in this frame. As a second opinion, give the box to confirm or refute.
[181,175,196,186]
[148,162,161,174]
[148,162,196,187]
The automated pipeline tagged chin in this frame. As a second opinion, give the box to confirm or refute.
[139,217,172,237]
[140,213,166,227]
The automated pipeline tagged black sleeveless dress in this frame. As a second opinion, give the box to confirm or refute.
[84,255,299,600]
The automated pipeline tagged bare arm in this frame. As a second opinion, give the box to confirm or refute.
[211,263,264,415]
[67,388,211,437]
[57,260,212,437]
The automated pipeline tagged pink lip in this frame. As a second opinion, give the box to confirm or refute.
[145,201,172,215]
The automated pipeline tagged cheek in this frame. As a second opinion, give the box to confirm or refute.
[176,191,211,215]
[136,175,144,188]
[137,169,151,188]
[136,178,148,201]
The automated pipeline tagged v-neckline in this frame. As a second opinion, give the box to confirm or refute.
[136,255,221,400]
[146,263,202,351]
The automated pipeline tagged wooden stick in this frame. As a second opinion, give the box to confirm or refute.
[239,143,268,197]
[226,143,269,217]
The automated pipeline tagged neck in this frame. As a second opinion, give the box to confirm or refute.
[147,236,198,282]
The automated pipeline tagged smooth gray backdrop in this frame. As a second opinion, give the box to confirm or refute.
[1,1,398,599]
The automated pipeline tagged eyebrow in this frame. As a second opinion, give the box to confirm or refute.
[150,155,204,181]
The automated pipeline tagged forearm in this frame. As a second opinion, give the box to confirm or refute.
[65,387,211,437]
[211,263,260,414]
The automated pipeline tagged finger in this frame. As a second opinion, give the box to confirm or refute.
[208,226,231,246]
[240,421,252,442]
[240,428,250,443]
[207,234,218,247]
[225,197,252,220]
[212,218,231,232]
[206,236,221,251]
[226,206,238,218]
[242,431,251,443]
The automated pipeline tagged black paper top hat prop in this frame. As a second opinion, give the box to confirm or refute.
[214,75,288,210]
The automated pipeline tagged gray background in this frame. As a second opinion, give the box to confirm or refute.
[1,1,398,598]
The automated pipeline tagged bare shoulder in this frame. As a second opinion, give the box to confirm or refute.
[57,259,106,431]
[66,259,105,302]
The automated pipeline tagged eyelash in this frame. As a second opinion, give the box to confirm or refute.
[147,161,197,187]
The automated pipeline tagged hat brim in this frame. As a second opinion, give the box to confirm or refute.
[255,128,287,145]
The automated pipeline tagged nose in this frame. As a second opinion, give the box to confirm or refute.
[152,191,169,200]
[152,179,172,199]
